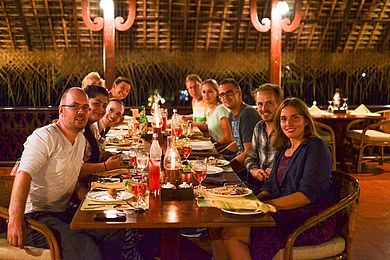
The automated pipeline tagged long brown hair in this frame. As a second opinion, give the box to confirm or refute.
[272,97,320,150]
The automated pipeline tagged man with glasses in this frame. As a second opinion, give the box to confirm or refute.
[245,83,284,192]
[218,78,260,180]
[7,87,125,259]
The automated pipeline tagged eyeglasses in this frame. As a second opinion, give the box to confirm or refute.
[218,89,240,98]
[62,104,90,112]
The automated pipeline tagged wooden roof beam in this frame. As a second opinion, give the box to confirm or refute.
[59,0,69,49]
[205,0,214,50]
[72,0,80,48]
[15,0,32,50]
[1,1,15,49]
[44,0,57,50]
[194,0,201,49]
[181,0,188,50]
[143,0,147,48]
[154,0,160,48]
[233,0,244,51]
[167,0,172,49]
[30,0,44,49]
[354,0,377,51]
[367,1,387,48]
[218,0,230,50]
[318,0,337,50]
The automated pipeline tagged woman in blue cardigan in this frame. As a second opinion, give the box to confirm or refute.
[211,97,337,260]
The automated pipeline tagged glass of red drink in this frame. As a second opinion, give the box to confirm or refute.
[131,176,148,209]
[192,159,207,194]
[148,158,161,192]
[182,141,192,164]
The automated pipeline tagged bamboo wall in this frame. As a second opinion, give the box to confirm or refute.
[0,49,389,107]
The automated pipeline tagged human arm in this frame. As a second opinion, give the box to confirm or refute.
[217,117,233,146]
[250,167,271,182]
[7,171,32,249]
[79,154,122,177]
[232,141,252,165]
[264,192,311,210]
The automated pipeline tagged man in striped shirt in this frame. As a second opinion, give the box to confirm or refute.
[245,83,284,191]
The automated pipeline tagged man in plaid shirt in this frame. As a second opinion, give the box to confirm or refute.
[245,83,284,191]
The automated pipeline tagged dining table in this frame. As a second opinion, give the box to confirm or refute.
[311,111,383,171]
[70,125,276,259]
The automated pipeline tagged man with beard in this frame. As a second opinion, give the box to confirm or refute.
[245,83,284,191]
[7,87,124,259]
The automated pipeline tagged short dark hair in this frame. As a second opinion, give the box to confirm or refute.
[220,78,241,91]
[113,77,132,87]
[185,74,202,83]
[253,83,284,103]
[84,85,109,99]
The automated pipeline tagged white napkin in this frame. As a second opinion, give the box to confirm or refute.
[308,103,322,116]
[351,104,371,114]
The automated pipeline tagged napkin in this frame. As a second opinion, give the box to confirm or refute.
[90,181,125,190]
[81,194,150,211]
[308,102,322,116]
[351,104,371,115]
[93,168,128,177]
[197,193,276,213]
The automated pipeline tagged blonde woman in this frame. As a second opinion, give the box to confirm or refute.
[202,79,233,146]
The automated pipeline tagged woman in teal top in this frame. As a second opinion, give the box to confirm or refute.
[202,79,233,146]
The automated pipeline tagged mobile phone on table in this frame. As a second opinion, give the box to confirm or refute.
[93,212,126,222]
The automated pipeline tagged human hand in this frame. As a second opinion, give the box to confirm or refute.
[250,168,270,181]
[105,155,123,170]
[7,216,27,249]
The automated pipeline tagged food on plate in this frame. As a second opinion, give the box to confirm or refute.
[209,185,250,196]
[206,157,228,167]
[108,188,118,197]
[106,137,131,145]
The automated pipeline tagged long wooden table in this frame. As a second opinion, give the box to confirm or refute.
[70,170,275,259]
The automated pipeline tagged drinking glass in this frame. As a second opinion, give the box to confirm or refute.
[327,100,334,113]
[183,121,192,140]
[136,151,149,176]
[182,141,192,164]
[342,98,348,111]
[191,159,207,194]
[172,125,183,141]
[130,176,148,209]
[128,148,138,173]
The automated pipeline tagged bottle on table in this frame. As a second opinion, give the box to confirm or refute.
[171,109,182,140]
[139,105,148,135]
[149,133,162,192]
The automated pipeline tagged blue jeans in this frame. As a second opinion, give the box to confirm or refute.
[25,208,125,260]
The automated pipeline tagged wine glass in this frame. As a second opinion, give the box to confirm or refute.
[191,159,207,195]
[128,148,138,174]
[327,100,334,113]
[130,176,148,209]
[183,121,192,140]
[182,141,192,165]
[136,151,149,177]
[172,124,183,141]
[342,98,348,111]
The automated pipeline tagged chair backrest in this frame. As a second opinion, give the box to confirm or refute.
[0,175,14,233]
[315,121,336,170]
[283,171,360,260]
[376,110,390,133]
[332,171,360,257]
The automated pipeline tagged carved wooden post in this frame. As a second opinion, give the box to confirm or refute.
[82,0,136,89]
[250,0,301,86]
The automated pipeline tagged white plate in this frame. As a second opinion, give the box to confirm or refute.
[113,125,128,130]
[206,187,252,198]
[191,141,214,150]
[208,159,230,167]
[87,191,133,202]
[207,166,224,175]
[221,208,263,215]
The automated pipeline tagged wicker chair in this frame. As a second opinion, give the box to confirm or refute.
[0,175,60,260]
[273,171,360,260]
[346,110,390,172]
[315,121,337,171]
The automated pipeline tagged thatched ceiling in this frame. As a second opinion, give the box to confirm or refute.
[1,0,389,53]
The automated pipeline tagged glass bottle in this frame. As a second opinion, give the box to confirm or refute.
[171,109,182,141]
[149,133,162,192]
[163,136,182,186]
[139,105,148,135]
[333,88,341,109]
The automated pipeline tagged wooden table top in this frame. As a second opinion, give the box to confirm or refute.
[70,171,275,230]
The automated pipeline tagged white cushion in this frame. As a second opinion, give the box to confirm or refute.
[272,235,345,260]
[0,238,51,260]
[347,129,390,142]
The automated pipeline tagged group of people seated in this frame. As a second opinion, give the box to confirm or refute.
[6,72,338,260]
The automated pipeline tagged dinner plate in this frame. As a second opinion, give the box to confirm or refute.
[208,159,230,167]
[221,208,263,215]
[206,187,252,198]
[191,141,214,150]
[87,190,133,202]
[207,166,224,175]
[106,140,132,146]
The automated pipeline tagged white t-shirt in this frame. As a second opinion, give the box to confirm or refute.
[19,123,86,214]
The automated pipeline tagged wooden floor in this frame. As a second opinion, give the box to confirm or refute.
[1,164,390,259]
